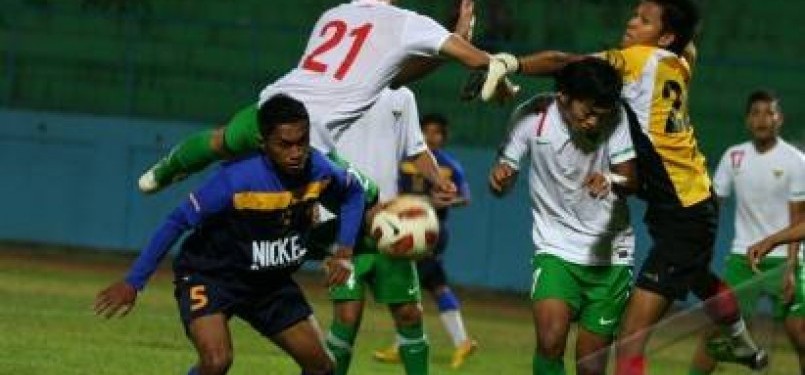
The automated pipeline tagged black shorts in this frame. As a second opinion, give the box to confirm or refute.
[174,273,312,338]
[635,198,719,300]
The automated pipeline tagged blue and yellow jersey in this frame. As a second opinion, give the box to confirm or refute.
[601,45,711,209]
[124,150,365,290]
[398,149,470,221]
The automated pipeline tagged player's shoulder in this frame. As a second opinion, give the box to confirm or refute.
[309,149,346,178]
[777,140,805,164]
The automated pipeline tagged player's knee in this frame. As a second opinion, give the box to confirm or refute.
[392,303,423,326]
[536,328,565,358]
[576,358,606,375]
[197,347,233,375]
[335,308,362,327]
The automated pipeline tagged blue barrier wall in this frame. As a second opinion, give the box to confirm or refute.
[0,109,736,292]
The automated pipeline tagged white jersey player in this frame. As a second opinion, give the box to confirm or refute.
[692,90,805,375]
[138,0,520,194]
[489,59,637,375]
[321,87,454,375]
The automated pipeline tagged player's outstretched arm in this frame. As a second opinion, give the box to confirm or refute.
[748,221,805,272]
[517,50,586,76]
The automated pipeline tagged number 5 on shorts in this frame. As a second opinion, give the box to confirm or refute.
[190,285,208,311]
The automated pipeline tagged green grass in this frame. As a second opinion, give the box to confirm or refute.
[0,245,798,374]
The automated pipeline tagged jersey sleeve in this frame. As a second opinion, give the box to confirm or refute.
[320,159,366,248]
[124,169,234,290]
[607,110,636,165]
[449,157,471,201]
[401,12,452,57]
[398,89,428,157]
[497,114,535,171]
[789,152,805,202]
[712,149,734,198]
[598,46,654,84]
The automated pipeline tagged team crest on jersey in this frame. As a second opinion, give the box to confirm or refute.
[773,169,784,178]
[392,110,402,121]
[730,150,745,169]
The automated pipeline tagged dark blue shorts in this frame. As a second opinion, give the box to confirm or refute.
[174,273,312,338]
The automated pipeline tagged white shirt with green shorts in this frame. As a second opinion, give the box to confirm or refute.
[713,139,805,318]
[499,99,636,336]
[327,87,428,304]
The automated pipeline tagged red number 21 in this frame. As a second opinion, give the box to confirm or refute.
[302,20,373,80]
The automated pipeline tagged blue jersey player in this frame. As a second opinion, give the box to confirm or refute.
[93,95,365,375]
[374,113,475,369]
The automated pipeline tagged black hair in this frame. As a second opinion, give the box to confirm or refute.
[746,89,781,114]
[257,94,310,139]
[554,58,623,110]
[420,113,449,132]
[648,0,700,55]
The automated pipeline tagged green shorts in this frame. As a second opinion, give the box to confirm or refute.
[723,254,805,320]
[329,251,421,305]
[531,253,632,337]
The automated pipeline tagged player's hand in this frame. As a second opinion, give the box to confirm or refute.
[460,54,520,102]
[584,172,611,199]
[430,178,458,209]
[94,281,138,319]
[324,247,354,286]
[489,163,516,196]
[747,238,776,273]
[453,0,476,41]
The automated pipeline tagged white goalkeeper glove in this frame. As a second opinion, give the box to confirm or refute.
[481,53,520,102]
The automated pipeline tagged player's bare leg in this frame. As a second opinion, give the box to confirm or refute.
[390,302,429,375]
[326,300,365,375]
[615,288,671,375]
[575,328,612,375]
[271,317,335,374]
[187,313,233,375]
[785,317,805,375]
[533,299,571,375]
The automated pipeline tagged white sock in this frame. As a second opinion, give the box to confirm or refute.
[440,310,468,347]
[726,318,759,354]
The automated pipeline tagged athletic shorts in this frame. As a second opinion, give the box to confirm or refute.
[329,252,421,305]
[636,198,718,300]
[531,253,632,337]
[723,254,805,320]
[174,272,312,338]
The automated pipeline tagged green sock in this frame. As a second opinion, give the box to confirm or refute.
[688,368,711,375]
[533,353,565,375]
[397,323,429,375]
[153,129,219,185]
[326,321,358,375]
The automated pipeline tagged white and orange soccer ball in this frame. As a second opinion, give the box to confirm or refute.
[370,195,440,259]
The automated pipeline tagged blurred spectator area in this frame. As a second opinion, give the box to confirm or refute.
[1,0,803,153]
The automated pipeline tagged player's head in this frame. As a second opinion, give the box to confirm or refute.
[745,89,783,143]
[555,58,623,136]
[258,94,311,176]
[421,113,449,150]
[622,0,700,55]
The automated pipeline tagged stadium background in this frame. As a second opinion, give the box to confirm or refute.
[1,0,804,290]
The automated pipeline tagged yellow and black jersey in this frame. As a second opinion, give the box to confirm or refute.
[601,45,711,208]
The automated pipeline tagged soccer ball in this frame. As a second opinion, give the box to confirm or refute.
[370,195,440,258]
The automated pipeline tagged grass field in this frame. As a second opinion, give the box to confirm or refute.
[0,243,798,375]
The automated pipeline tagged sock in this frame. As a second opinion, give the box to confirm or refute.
[725,318,760,355]
[301,371,334,375]
[532,353,565,375]
[325,321,358,375]
[397,323,429,375]
[688,369,711,375]
[692,275,740,326]
[615,355,645,375]
[187,368,199,375]
[153,129,220,185]
[436,290,468,347]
